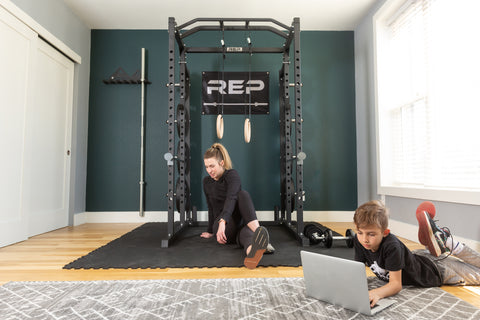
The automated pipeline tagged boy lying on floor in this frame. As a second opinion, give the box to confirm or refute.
[353,200,480,307]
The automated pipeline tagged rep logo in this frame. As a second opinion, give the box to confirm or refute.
[202,71,269,114]
[207,80,265,95]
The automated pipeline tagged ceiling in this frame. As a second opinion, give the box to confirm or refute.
[62,0,378,30]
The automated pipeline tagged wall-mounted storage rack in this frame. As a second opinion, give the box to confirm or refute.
[103,67,151,84]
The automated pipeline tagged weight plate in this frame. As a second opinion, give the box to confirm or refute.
[176,104,190,136]
[286,179,295,212]
[345,228,355,248]
[176,141,190,174]
[324,229,333,248]
[303,224,321,245]
[175,177,190,213]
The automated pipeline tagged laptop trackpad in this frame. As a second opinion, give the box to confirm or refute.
[371,298,395,315]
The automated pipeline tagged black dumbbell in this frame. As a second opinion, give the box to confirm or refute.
[303,223,328,245]
[304,223,355,248]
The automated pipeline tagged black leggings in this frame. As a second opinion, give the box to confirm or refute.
[212,190,258,252]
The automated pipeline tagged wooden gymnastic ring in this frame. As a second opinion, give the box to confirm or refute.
[216,114,224,139]
[244,118,251,143]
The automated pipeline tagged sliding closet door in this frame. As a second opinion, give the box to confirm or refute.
[0,6,37,247]
[1,6,74,246]
[24,38,74,236]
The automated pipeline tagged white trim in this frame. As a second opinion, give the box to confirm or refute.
[301,211,355,222]
[73,212,87,226]
[372,0,480,206]
[75,211,277,224]
[389,219,480,252]
[0,0,81,64]
[75,211,170,224]
[379,186,480,206]
[74,210,356,224]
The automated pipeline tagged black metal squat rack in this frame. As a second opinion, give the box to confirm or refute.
[164,17,308,247]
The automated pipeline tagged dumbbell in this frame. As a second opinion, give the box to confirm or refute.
[304,223,355,248]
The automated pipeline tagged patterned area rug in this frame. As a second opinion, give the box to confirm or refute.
[1,278,479,320]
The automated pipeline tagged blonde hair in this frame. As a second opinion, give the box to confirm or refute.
[204,143,233,170]
[353,200,389,231]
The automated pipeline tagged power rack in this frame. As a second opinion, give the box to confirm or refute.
[164,17,308,247]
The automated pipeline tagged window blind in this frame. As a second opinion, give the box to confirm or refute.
[376,0,480,203]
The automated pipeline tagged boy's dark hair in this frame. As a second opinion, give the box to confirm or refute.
[354,200,389,230]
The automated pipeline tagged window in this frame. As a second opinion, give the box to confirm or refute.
[374,0,480,205]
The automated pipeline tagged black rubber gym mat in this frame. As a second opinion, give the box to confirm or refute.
[63,223,354,269]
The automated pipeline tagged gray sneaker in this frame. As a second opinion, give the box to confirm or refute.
[244,226,269,269]
[416,206,451,257]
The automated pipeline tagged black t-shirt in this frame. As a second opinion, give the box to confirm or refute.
[354,233,442,287]
[203,169,241,233]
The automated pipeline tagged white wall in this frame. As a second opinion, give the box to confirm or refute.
[10,0,91,223]
[354,0,385,205]
[354,0,480,244]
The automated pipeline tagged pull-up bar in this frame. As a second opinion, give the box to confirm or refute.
[177,17,291,36]
[172,17,295,54]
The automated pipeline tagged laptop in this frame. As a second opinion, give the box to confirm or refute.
[300,250,395,316]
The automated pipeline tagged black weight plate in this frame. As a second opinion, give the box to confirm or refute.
[176,141,190,175]
[303,223,322,244]
[324,229,333,248]
[285,179,295,213]
[345,228,355,248]
[175,177,190,213]
[176,104,190,136]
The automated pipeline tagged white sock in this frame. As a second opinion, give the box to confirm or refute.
[446,236,464,255]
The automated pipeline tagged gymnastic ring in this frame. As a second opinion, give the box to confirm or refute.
[244,118,251,143]
[216,114,224,139]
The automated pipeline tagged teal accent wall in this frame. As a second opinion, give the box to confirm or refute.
[87,29,357,212]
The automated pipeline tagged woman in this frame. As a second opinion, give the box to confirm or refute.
[200,143,273,269]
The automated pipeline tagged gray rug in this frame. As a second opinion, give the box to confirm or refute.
[1,278,478,320]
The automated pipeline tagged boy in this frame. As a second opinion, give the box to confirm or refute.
[353,200,480,307]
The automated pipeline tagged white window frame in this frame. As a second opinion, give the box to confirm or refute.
[373,0,480,205]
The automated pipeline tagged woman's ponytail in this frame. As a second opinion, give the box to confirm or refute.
[204,143,233,169]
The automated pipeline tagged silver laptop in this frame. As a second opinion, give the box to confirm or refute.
[301,250,395,316]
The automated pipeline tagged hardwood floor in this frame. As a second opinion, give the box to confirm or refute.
[0,222,478,308]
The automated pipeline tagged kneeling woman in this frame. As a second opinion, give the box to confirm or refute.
[200,143,272,269]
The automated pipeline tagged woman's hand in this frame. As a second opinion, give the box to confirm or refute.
[200,232,213,238]
[216,221,227,244]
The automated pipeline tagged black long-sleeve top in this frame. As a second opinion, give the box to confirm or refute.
[354,233,442,287]
[203,169,241,233]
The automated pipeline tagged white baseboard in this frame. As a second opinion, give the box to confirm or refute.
[302,211,355,222]
[73,212,87,226]
[74,211,176,224]
[74,210,355,225]
[74,211,480,251]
